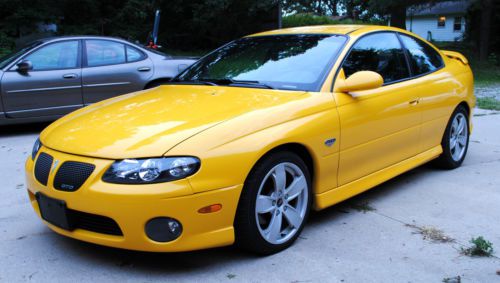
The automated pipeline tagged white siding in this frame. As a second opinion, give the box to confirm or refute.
[406,14,465,41]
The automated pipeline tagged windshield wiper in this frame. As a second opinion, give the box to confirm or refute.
[167,79,218,86]
[206,79,275,89]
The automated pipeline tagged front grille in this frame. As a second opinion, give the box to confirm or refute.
[34,153,53,186]
[69,209,123,236]
[53,161,95,192]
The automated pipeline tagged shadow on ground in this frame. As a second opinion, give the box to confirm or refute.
[38,163,436,274]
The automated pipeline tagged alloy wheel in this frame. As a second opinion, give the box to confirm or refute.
[255,162,309,245]
[449,112,468,162]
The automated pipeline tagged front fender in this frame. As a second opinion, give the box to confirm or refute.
[169,95,340,195]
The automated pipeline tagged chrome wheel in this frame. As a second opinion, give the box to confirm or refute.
[449,112,468,162]
[255,162,308,245]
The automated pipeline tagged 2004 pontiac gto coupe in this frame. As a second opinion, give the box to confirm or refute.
[26,25,474,254]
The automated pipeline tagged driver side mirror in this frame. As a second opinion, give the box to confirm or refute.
[16,60,33,73]
[337,71,383,93]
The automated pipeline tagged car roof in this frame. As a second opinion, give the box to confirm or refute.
[37,35,135,43]
[248,25,405,37]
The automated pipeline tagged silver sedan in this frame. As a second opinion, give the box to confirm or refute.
[0,36,197,125]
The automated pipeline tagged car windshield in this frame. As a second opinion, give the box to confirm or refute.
[0,41,43,69]
[175,34,347,91]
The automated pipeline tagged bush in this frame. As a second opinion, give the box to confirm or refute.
[0,31,14,57]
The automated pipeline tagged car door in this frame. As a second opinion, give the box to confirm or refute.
[81,39,154,104]
[1,40,83,118]
[334,32,422,186]
[398,33,456,153]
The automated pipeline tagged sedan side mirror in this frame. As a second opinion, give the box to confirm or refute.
[16,60,33,73]
[337,71,383,93]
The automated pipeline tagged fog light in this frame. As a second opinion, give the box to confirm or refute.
[145,217,182,242]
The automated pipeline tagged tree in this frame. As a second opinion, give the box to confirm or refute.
[282,0,340,16]
[368,0,450,29]
[478,0,493,61]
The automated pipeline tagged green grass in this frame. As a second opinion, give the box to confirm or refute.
[461,236,494,257]
[476,97,500,111]
[470,60,500,86]
[433,41,500,86]
[350,200,376,213]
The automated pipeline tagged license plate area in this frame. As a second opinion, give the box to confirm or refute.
[36,193,74,230]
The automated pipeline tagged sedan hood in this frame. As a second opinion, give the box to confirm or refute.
[41,85,307,159]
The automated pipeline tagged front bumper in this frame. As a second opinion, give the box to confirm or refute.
[26,146,242,252]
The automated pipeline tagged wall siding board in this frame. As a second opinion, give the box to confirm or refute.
[406,14,465,42]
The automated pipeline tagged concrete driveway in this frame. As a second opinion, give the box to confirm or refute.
[1,110,499,283]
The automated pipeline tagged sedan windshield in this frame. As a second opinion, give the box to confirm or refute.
[175,34,346,91]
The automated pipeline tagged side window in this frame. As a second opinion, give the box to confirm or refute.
[86,40,125,67]
[126,46,144,62]
[24,41,79,70]
[343,32,409,84]
[399,34,443,76]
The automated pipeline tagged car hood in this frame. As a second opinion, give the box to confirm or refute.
[41,85,308,159]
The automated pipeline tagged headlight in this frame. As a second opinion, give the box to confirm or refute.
[102,157,200,184]
[31,138,42,160]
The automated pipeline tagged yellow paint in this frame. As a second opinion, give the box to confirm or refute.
[26,25,475,252]
[336,71,384,93]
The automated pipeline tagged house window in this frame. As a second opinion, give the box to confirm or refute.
[437,16,446,28]
[438,16,446,28]
[454,16,462,31]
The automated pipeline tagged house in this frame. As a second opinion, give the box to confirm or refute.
[406,0,470,42]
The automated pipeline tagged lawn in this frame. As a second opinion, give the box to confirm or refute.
[476,97,500,111]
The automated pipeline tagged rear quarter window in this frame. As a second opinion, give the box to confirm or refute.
[399,34,443,76]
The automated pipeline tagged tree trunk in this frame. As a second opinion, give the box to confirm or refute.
[479,0,493,61]
[390,5,406,29]
[331,0,339,16]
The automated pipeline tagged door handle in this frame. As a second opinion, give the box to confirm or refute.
[137,67,151,72]
[409,98,420,106]
[62,73,78,79]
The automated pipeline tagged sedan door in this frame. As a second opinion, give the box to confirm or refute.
[81,39,154,104]
[334,32,422,186]
[1,40,82,118]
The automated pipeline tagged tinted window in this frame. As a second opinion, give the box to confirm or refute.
[177,34,347,91]
[343,32,409,83]
[126,46,143,62]
[24,41,78,70]
[399,34,443,76]
[86,40,125,67]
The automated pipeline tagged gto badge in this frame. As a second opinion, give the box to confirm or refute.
[51,159,59,173]
[324,138,336,147]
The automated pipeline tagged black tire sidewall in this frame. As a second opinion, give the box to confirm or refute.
[439,106,470,168]
[234,151,312,254]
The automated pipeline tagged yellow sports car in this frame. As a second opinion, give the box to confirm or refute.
[26,25,474,254]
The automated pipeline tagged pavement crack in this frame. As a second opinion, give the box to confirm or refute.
[369,210,500,260]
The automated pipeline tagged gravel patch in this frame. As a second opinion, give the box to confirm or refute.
[475,84,500,100]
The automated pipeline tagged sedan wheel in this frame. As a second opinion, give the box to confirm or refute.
[235,151,311,254]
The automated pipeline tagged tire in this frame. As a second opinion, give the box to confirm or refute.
[234,151,312,255]
[434,105,470,169]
